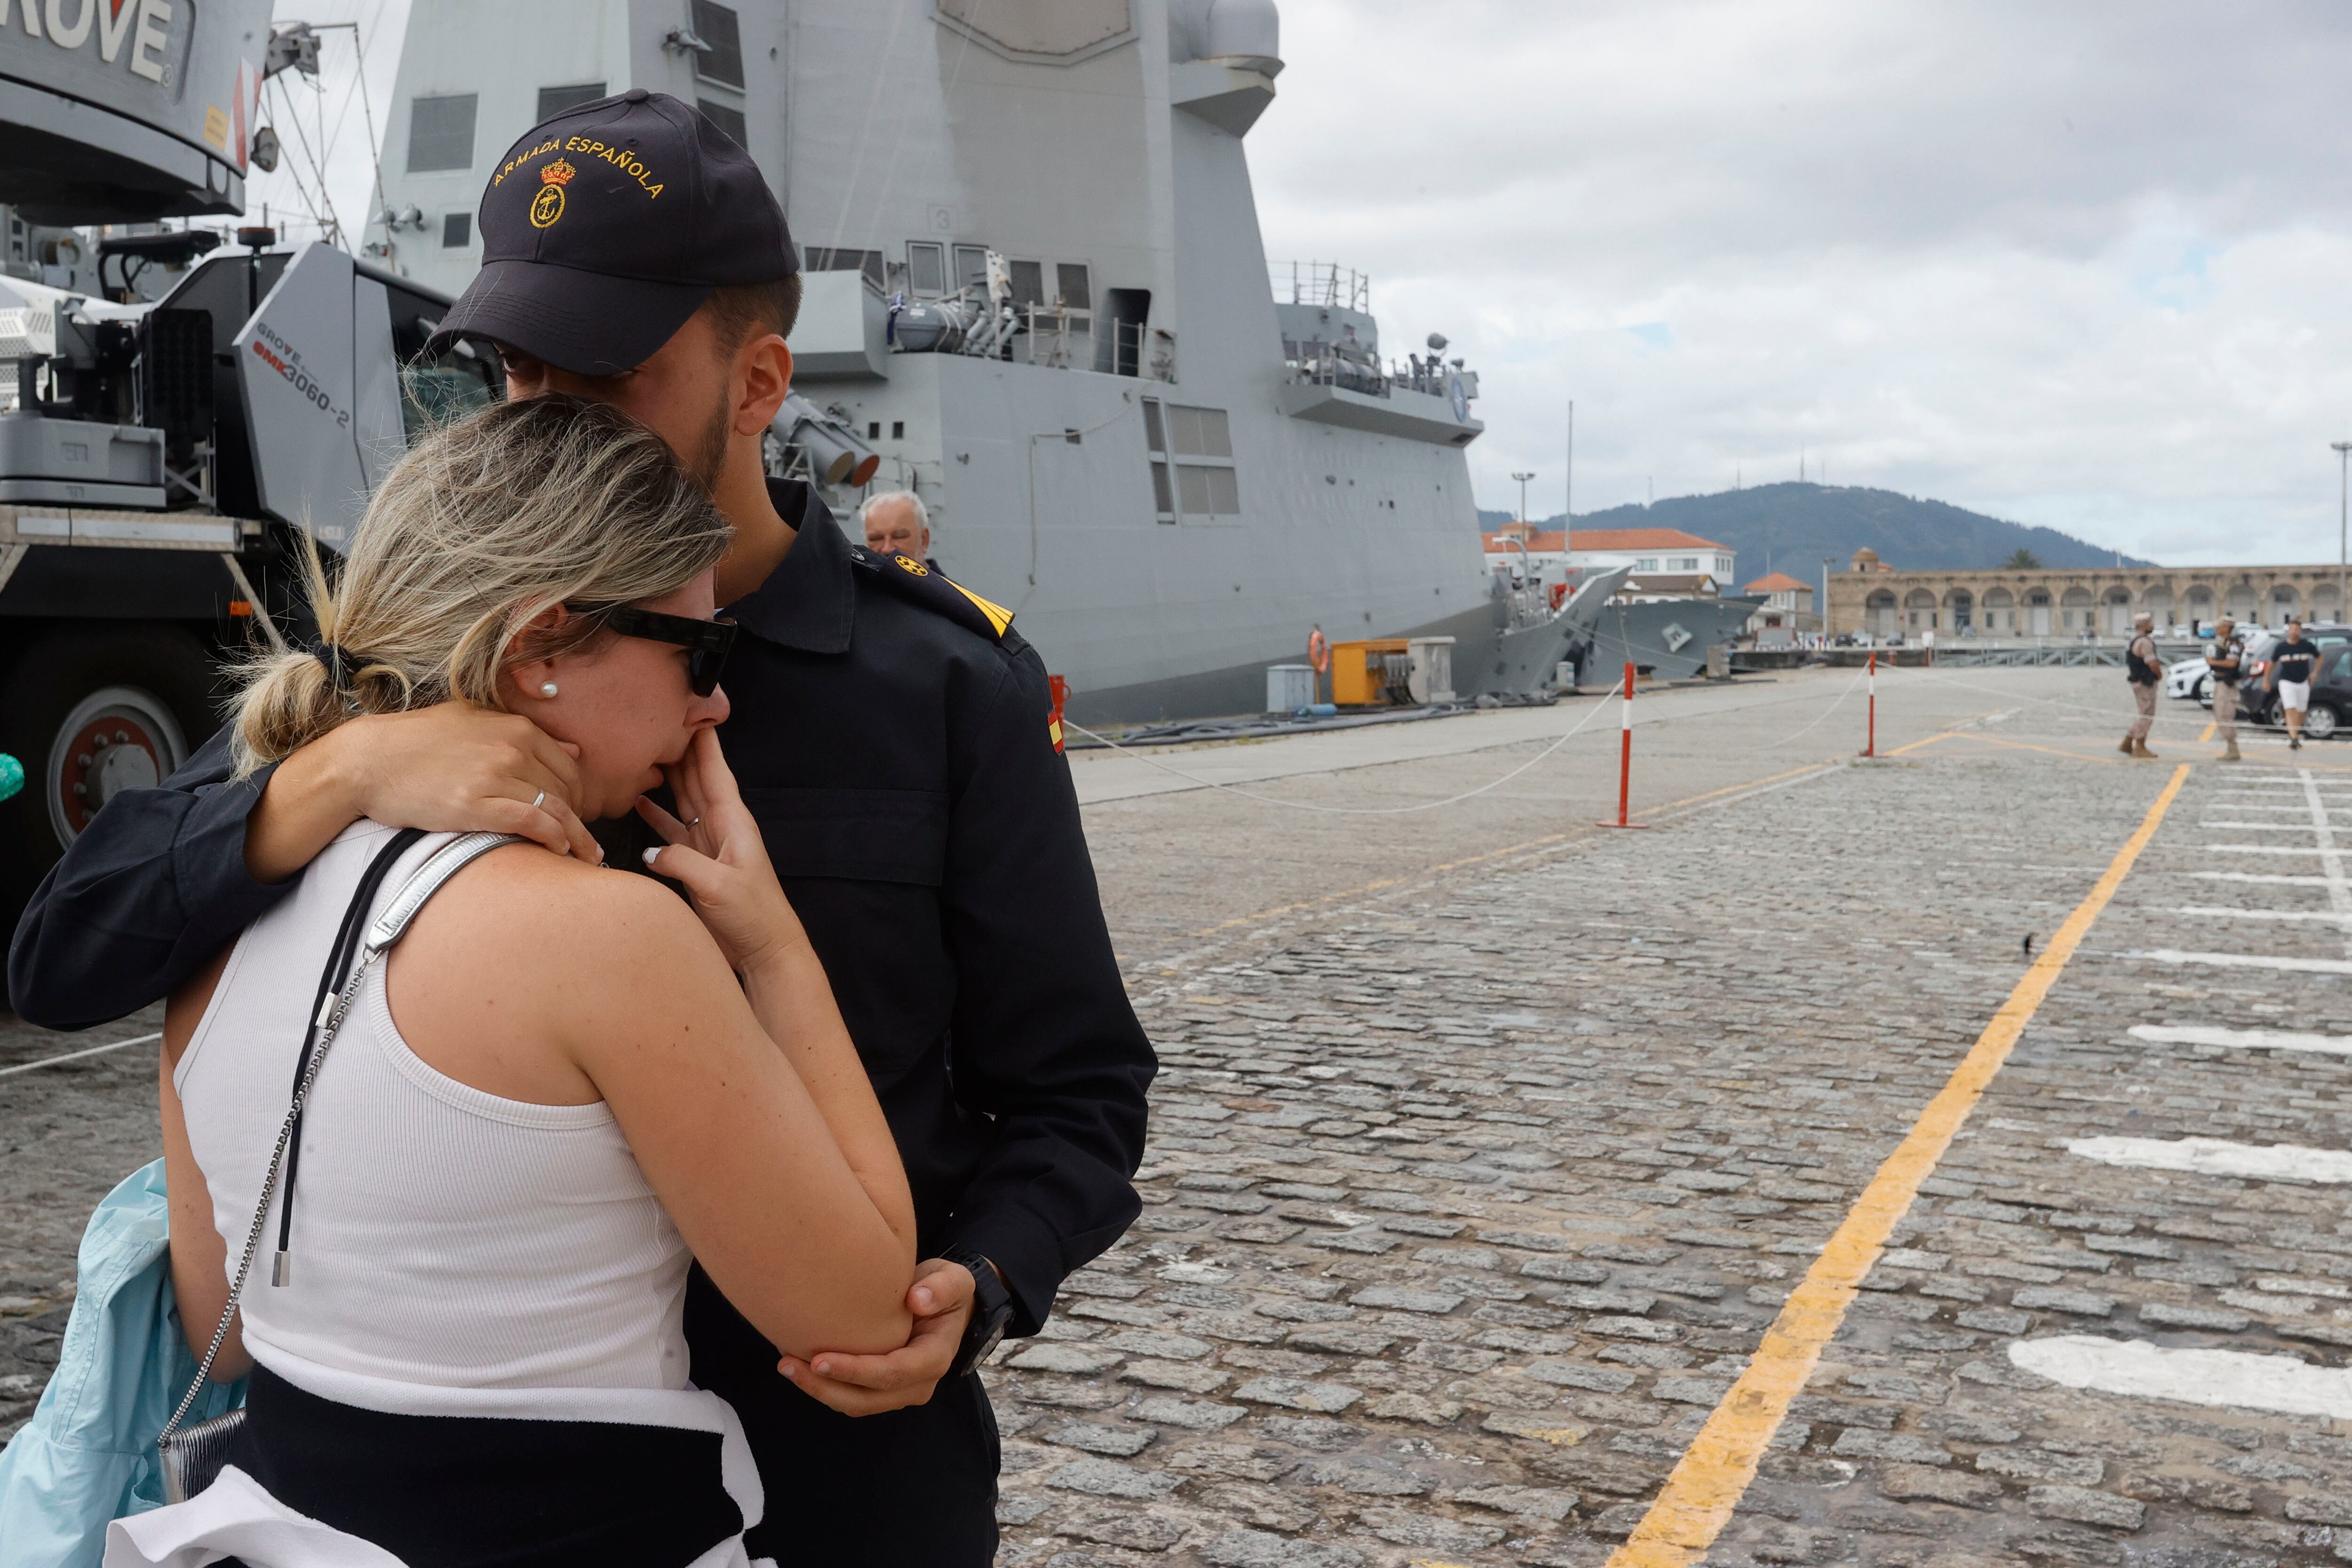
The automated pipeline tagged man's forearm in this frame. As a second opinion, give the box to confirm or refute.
[7,729,289,1029]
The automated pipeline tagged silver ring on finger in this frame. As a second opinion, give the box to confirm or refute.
[531,790,547,811]
[686,816,701,829]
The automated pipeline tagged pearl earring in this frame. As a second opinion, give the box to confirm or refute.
[539,681,559,698]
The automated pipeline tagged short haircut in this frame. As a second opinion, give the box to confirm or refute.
[858,489,929,531]
[703,275,803,353]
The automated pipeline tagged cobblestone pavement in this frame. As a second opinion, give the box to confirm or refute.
[13,665,2351,1568]
[995,670,2352,1568]
[0,1006,161,1443]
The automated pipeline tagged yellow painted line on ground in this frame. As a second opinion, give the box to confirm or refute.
[1652,762,1834,811]
[1184,876,1414,938]
[1924,732,2130,766]
[1606,762,2192,1568]
[1885,729,1963,757]
[1883,704,2022,758]
[2199,721,2216,743]
[1180,762,1836,939]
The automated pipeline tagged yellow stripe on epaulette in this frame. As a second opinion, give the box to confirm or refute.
[949,580,1015,638]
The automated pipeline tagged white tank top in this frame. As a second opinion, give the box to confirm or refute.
[176,823,692,1399]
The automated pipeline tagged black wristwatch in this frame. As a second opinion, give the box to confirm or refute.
[942,1246,1015,1378]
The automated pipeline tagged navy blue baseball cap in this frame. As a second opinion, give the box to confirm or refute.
[426,90,796,376]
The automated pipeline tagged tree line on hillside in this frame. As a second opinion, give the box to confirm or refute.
[1475,483,2143,574]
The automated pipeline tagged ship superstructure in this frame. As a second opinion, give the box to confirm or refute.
[368,0,1540,721]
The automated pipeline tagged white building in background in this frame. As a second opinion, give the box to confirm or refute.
[1566,528,1735,584]
[1480,525,1736,587]
[1745,571,1818,641]
[1480,526,1566,578]
[1745,571,1813,616]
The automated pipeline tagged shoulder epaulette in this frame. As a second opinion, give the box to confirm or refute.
[847,544,1014,642]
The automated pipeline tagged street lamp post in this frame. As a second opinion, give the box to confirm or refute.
[2335,441,2352,617]
[1565,401,1574,526]
[1822,556,1834,648]
[1511,470,1537,587]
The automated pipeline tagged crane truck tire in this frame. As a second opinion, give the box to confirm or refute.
[0,625,222,932]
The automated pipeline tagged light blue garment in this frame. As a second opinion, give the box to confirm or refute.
[0,1159,245,1568]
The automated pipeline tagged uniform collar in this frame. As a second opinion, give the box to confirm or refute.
[724,477,855,654]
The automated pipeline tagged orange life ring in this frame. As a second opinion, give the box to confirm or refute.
[1307,628,1331,674]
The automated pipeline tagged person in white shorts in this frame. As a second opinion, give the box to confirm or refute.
[2270,617,2322,752]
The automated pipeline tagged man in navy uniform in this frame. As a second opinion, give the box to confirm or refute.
[9,92,1153,1566]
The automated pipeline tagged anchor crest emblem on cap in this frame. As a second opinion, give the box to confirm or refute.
[530,158,576,228]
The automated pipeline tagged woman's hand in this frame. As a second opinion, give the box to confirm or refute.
[636,728,808,973]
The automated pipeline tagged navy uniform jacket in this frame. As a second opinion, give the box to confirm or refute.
[7,478,1154,1339]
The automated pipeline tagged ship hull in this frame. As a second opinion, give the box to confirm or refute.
[816,352,1499,721]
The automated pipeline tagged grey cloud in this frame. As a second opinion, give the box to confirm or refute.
[1254,0,2352,559]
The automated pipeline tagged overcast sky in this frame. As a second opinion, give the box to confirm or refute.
[239,0,401,253]
[262,0,2352,567]
[1251,0,2352,565]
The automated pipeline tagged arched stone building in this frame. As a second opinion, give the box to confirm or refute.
[1823,550,2352,639]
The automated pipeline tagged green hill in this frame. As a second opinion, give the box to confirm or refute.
[1478,482,2149,577]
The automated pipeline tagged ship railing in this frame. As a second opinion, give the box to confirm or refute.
[961,303,1172,382]
[1286,360,1389,397]
[1268,260,1369,312]
[1008,303,1093,370]
[1281,339,1389,398]
[1390,358,1457,397]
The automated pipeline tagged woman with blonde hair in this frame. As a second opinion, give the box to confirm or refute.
[110,395,914,1567]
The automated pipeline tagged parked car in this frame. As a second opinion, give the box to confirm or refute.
[2211,626,2352,737]
[2164,655,2212,702]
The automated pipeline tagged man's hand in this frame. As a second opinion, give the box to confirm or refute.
[248,702,598,882]
[775,1258,976,1417]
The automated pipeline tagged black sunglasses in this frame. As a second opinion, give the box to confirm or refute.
[576,605,738,696]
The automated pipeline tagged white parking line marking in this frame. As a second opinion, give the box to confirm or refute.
[2211,804,2343,818]
[2199,822,2330,832]
[2299,769,2352,954]
[2130,1023,2352,1054]
[2169,906,2352,923]
[2066,1135,2352,1183]
[2132,950,2352,974]
[2192,871,2337,887]
[2011,1337,2352,1419]
[2203,845,2344,855]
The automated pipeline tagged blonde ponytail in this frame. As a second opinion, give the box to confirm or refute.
[230,395,731,777]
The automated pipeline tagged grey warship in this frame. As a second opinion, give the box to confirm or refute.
[369,0,1751,721]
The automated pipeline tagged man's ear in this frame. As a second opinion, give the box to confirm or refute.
[734,334,793,437]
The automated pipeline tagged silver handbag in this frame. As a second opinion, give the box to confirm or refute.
[156,830,516,1502]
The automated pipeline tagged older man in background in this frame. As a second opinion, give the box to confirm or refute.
[861,490,938,572]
